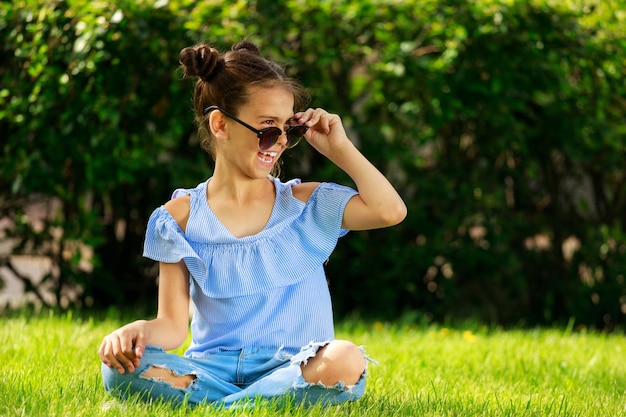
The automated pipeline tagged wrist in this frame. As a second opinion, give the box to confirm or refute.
[325,139,359,164]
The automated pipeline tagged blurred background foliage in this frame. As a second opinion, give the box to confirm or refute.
[1,0,625,329]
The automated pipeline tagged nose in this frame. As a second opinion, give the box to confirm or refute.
[276,130,289,147]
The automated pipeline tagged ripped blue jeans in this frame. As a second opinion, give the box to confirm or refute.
[101,341,369,409]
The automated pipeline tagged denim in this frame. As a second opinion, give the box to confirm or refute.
[101,341,368,409]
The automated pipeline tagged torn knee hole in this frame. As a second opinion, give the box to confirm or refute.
[142,365,196,389]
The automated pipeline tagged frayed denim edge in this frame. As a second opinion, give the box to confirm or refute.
[287,340,374,394]
[139,364,200,394]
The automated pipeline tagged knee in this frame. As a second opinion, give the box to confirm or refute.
[301,340,366,386]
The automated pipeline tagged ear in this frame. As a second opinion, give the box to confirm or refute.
[209,110,228,140]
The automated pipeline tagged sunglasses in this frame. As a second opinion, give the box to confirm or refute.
[203,105,308,151]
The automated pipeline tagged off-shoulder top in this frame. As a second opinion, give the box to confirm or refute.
[143,176,358,357]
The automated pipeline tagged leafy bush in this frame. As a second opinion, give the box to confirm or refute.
[1,0,204,307]
[1,0,624,328]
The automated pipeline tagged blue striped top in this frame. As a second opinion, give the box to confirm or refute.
[143,176,358,357]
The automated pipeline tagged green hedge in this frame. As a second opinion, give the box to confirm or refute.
[2,0,625,328]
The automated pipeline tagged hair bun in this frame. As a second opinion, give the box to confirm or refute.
[179,44,222,82]
[231,40,261,56]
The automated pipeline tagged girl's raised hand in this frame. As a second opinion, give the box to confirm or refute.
[294,108,351,157]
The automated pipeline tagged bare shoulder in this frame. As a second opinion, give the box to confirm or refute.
[163,194,191,232]
[292,181,321,203]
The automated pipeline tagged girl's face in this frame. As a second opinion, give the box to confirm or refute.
[217,86,296,178]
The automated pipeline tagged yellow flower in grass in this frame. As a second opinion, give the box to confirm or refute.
[462,330,477,343]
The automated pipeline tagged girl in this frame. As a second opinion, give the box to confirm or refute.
[98,40,406,409]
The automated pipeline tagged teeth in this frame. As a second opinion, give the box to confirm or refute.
[261,151,277,157]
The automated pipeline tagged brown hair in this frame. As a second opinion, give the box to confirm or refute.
[179,41,309,172]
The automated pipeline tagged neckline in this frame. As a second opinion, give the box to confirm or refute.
[201,177,279,240]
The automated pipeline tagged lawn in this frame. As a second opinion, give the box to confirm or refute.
[1,311,625,416]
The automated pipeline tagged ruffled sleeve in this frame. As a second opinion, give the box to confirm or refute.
[142,206,207,279]
[296,181,358,243]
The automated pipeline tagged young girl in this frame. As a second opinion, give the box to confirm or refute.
[98,40,406,409]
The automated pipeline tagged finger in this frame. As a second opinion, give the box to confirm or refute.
[117,339,139,373]
[318,112,332,134]
[108,356,126,374]
[114,351,135,374]
[294,111,310,125]
[103,333,136,374]
[306,111,332,135]
[134,332,147,363]
[306,109,324,125]
[100,339,126,374]
[98,341,111,367]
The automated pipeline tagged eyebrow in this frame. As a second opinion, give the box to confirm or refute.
[256,114,296,124]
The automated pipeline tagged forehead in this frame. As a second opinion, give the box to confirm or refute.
[241,85,295,118]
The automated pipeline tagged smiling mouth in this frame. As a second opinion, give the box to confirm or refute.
[258,151,277,164]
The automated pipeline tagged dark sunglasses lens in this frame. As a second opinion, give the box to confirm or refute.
[286,125,308,149]
[258,128,282,150]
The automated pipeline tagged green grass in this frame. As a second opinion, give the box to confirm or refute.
[1,311,625,416]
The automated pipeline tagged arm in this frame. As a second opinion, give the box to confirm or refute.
[98,197,191,374]
[98,261,190,374]
[295,109,407,231]
[148,261,191,351]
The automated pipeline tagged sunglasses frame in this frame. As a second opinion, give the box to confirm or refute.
[203,105,307,150]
